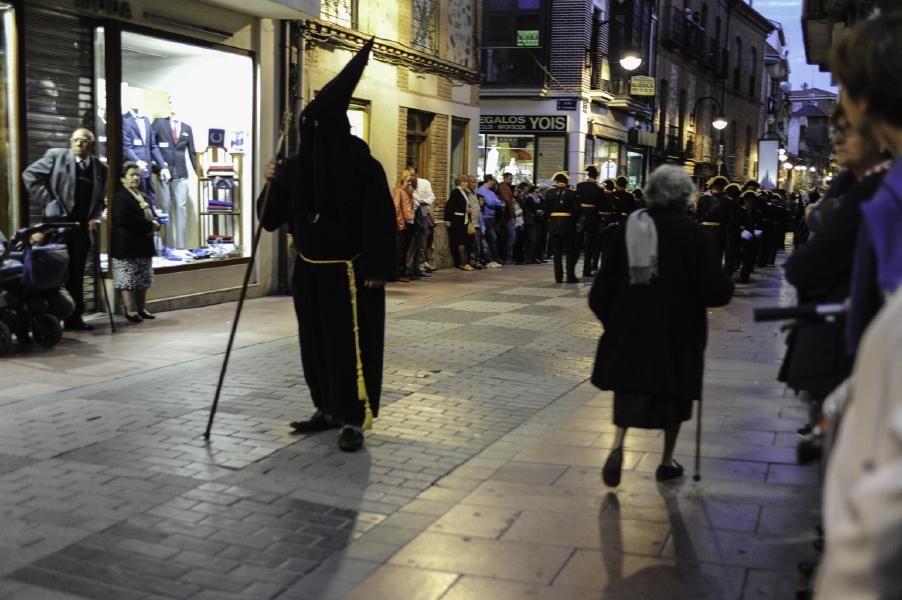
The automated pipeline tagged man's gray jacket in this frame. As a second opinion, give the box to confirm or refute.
[22,149,108,221]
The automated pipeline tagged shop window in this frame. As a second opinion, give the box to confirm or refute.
[589,138,619,180]
[481,0,546,85]
[412,0,439,55]
[478,134,535,183]
[627,150,644,189]
[116,31,253,269]
[321,0,358,29]
[450,118,469,193]
[0,3,17,235]
[406,109,434,176]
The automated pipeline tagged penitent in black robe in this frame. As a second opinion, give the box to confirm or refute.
[259,137,397,428]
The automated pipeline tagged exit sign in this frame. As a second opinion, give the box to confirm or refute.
[516,30,540,47]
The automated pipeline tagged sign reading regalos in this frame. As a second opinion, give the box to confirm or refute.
[480,115,568,133]
[630,76,656,96]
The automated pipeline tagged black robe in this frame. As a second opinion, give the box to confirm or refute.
[589,208,734,403]
[259,137,397,427]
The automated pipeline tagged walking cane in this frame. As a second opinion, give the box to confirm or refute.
[204,110,293,440]
[91,229,116,333]
[693,397,703,481]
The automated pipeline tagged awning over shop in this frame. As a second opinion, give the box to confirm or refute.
[200,0,317,18]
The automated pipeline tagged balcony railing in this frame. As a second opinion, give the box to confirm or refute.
[661,4,686,49]
[481,47,546,87]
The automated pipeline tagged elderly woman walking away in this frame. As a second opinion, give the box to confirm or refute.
[589,165,734,487]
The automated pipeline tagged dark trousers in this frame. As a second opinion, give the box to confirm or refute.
[64,226,90,324]
[398,228,413,276]
[292,256,385,426]
[739,237,759,282]
[579,226,600,276]
[483,218,500,263]
[701,224,725,268]
[723,229,741,275]
[138,175,157,207]
[524,224,540,262]
[549,234,577,282]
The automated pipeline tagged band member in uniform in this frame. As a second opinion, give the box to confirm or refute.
[543,172,579,283]
[737,190,763,283]
[696,175,728,267]
[596,177,619,268]
[575,165,604,277]
[613,176,637,218]
[259,40,397,452]
[722,183,743,276]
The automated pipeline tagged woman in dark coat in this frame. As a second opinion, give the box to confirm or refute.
[590,165,734,487]
[444,174,472,270]
[779,104,889,434]
[111,161,159,323]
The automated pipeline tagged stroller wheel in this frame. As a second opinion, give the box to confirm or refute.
[31,314,62,349]
[0,321,11,356]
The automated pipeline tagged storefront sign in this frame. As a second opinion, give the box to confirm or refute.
[480,115,568,133]
[74,0,134,18]
[630,76,656,96]
[556,99,578,111]
[536,136,566,181]
[516,30,540,47]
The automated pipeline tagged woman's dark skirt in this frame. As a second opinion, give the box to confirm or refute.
[613,392,693,429]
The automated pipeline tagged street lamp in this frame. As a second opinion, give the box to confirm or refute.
[691,96,728,132]
[808,166,816,172]
[783,161,793,170]
[619,50,642,71]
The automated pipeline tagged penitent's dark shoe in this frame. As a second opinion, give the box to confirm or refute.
[602,447,624,487]
[655,460,684,482]
[337,426,365,452]
[290,411,339,433]
[566,276,580,283]
[138,310,156,320]
[64,320,95,331]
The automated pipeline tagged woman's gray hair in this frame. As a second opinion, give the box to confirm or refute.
[644,165,696,209]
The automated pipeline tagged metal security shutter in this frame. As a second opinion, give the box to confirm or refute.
[23,7,99,313]
[23,6,94,223]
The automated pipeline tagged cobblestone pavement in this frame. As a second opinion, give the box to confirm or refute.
[0,259,817,599]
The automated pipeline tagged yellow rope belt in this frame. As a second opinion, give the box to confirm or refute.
[701,221,721,227]
[598,211,614,216]
[297,250,373,431]
[580,204,595,208]
[549,212,572,217]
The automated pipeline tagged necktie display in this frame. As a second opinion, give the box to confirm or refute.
[172,121,179,143]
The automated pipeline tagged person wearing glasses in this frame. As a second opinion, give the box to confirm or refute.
[22,128,108,331]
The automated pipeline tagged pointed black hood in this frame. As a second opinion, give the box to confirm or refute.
[300,38,374,127]
[298,38,375,222]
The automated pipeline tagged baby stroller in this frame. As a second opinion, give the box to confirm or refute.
[0,222,78,355]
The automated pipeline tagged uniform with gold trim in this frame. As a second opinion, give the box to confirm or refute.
[542,172,580,283]
[575,165,604,277]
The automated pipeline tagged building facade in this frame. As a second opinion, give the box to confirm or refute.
[296,0,481,269]
[653,0,773,188]
[786,86,836,191]
[0,0,314,312]
[479,0,658,189]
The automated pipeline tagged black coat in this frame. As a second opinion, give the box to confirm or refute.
[589,208,734,400]
[444,188,469,235]
[779,169,887,395]
[110,187,157,259]
[542,186,578,236]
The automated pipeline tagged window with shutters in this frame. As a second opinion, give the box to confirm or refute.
[411,0,439,55]
[321,0,357,29]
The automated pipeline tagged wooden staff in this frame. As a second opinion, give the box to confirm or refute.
[204,110,293,440]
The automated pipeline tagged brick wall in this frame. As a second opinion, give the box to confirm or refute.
[430,113,452,268]
[437,76,452,101]
[398,0,412,46]
[549,0,592,90]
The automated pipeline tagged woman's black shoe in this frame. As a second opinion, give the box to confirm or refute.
[655,460,684,482]
[124,312,143,323]
[603,447,624,487]
[290,411,339,433]
[338,426,365,452]
[138,310,156,320]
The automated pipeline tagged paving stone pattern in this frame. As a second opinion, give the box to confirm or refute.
[0,261,819,599]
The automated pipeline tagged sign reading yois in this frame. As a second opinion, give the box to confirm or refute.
[480,115,568,133]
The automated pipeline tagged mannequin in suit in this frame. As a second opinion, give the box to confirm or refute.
[152,96,197,250]
[122,86,170,207]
